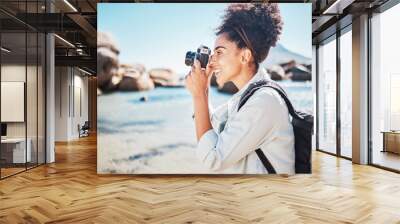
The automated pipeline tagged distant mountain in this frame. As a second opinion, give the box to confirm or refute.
[261,44,311,68]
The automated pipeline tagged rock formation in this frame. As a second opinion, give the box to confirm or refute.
[97,32,120,93]
[118,64,155,91]
[267,65,287,81]
[148,68,180,87]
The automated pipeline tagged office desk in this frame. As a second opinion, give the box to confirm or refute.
[1,138,31,163]
[381,131,400,154]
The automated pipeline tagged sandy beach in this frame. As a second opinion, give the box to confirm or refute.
[98,82,312,174]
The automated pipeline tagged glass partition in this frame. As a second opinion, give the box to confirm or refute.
[1,30,28,178]
[339,28,352,158]
[317,36,337,155]
[370,3,400,171]
[26,0,42,169]
[0,1,46,179]
[27,30,38,169]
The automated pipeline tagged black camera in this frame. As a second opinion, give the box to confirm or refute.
[185,45,211,69]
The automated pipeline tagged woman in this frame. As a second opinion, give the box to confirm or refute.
[185,3,295,174]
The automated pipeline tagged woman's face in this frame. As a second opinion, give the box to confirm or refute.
[209,33,245,87]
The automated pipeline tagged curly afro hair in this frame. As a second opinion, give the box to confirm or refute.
[216,3,283,70]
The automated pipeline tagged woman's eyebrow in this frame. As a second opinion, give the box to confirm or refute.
[214,46,226,51]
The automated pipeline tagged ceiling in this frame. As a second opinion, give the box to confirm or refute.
[0,0,396,74]
[312,0,391,44]
[0,0,98,73]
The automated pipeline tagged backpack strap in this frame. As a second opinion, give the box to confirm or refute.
[237,79,297,174]
[238,79,302,120]
[255,149,276,174]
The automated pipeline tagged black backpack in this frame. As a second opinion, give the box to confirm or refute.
[238,79,313,174]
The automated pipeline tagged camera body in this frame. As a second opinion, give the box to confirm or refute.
[185,45,211,69]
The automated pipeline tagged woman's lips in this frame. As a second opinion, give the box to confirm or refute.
[211,66,221,77]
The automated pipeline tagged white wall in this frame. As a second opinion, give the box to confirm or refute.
[1,65,37,138]
[55,67,89,141]
[1,82,25,122]
[55,66,69,141]
[1,63,46,164]
[1,65,26,129]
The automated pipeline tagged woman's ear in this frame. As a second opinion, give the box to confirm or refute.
[241,49,252,64]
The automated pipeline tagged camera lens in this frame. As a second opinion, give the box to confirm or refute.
[185,51,195,66]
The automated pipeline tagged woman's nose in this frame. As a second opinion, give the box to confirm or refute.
[209,54,216,64]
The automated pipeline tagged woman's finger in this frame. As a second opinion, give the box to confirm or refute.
[185,72,191,80]
[193,60,202,74]
[184,73,192,87]
[205,63,214,77]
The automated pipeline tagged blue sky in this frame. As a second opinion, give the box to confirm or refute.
[98,3,311,75]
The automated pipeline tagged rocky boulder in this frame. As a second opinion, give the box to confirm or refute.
[148,68,179,87]
[118,64,155,91]
[217,81,238,94]
[98,32,119,55]
[97,32,120,93]
[279,60,297,73]
[287,64,311,81]
[267,65,287,81]
[210,73,218,87]
[210,73,238,94]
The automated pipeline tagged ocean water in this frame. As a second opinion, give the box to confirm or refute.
[98,81,313,174]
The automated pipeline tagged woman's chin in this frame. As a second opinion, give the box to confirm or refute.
[216,78,225,87]
[216,74,225,87]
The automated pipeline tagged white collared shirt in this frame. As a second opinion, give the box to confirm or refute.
[196,68,295,174]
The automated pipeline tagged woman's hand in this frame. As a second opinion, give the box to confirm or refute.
[184,59,214,141]
[185,59,214,98]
